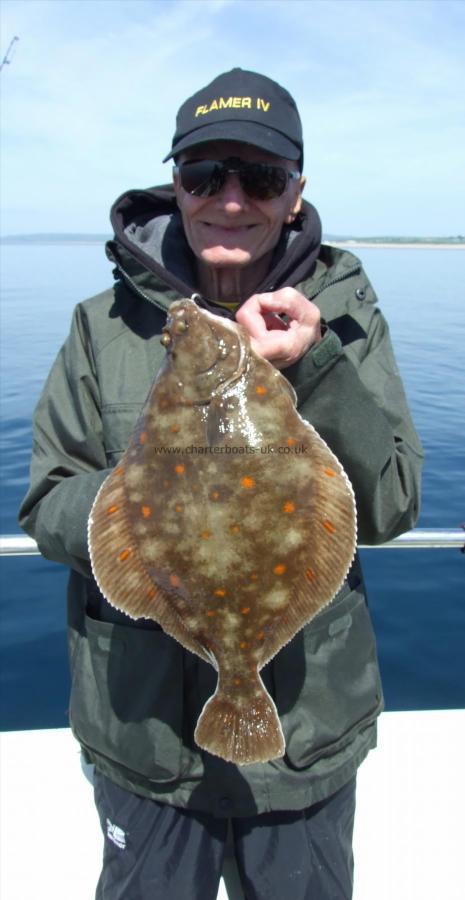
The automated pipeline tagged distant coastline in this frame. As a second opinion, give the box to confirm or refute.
[326,234,465,250]
[0,233,111,245]
[1,232,464,249]
[327,240,465,250]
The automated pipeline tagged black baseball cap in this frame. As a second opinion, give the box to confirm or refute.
[163,68,303,167]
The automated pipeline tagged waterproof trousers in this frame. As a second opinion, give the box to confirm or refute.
[94,769,356,900]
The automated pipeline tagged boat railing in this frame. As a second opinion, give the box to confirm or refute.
[0,528,464,556]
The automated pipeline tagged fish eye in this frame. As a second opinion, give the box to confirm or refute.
[173,319,188,334]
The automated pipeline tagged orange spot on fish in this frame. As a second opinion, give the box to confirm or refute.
[170,424,180,433]
[323,519,336,534]
[287,437,296,447]
[305,567,316,582]
[201,530,212,539]
[240,641,248,650]
[141,505,152,518]
[250,573,258,581]
[233,677,241,686]
[147,587,157,600]
[241,607,250,615]
[283,501,295,514]
[324,467,337,477]
[170,574,180,588]
[206,610,217,617]
[255,385,267,395]
[214,588,226,598]
[114,466,124,476]
[256,631,265,641]
[273,563,286,575]
[107,505,119,515]
[175,464,185,475]
[119,548,131,562]
[139,431,147,444]
[175,503,183,513]
[211,490,220,500]
[229,524,240,534]
[241,476,255,490]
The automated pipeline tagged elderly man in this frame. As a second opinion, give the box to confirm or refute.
[20,68,422,900]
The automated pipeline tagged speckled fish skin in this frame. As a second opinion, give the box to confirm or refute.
[88,298,357,766]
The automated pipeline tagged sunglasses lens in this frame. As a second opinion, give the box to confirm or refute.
[178,160,291,200]
[241,164,289,200]
[179,160,222,197]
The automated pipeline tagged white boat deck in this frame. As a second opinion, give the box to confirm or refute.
[1,709,464,900]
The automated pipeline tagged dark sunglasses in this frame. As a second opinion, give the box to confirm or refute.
[173,157,300,201]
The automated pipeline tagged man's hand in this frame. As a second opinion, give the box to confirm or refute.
[235,288,321,369]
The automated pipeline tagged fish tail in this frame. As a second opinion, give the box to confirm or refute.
[194,674,285,765]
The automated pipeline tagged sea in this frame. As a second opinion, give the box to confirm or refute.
[0,242,464,731]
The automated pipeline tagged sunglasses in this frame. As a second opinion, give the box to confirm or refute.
[173,157,300,201]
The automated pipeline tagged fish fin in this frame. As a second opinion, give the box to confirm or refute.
[201,645,219,671]
[259,566,353,668]
[274,369,298,406]
[258,587,327,668]
[194,671,285,765]
[258,461,357,667]
[259,515,356,667]
[88,472,211,664]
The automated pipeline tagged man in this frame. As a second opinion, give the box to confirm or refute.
[19,68,423,899]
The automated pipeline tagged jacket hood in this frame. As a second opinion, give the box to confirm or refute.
[107,184,323,314]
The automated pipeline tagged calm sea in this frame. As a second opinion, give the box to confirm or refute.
[0,242,464,730]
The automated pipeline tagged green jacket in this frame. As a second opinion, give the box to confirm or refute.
[19,188,423,815]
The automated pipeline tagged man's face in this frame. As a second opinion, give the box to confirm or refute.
[173,141,304,271]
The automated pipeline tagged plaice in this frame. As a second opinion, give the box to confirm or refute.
[88,298,357,765]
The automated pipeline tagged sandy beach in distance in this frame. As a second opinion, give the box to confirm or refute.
[327,241,465,250]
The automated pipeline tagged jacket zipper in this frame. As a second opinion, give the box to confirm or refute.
[110,256,230,322]
[107,246,193,314]
[114,265,177,313]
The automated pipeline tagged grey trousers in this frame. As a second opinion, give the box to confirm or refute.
[94,769,356,900]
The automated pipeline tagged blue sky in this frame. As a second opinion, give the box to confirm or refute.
[1,0,464,236]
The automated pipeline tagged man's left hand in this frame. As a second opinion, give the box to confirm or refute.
[235,288,321,369]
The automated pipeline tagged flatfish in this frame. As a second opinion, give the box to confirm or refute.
[88,298,357,765]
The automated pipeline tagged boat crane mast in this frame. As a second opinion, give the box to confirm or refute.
[0,35,19,72]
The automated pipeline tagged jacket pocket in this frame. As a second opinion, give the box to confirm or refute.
[273,585,383,770]
[101,403,143,466]
[69,614,185,782]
